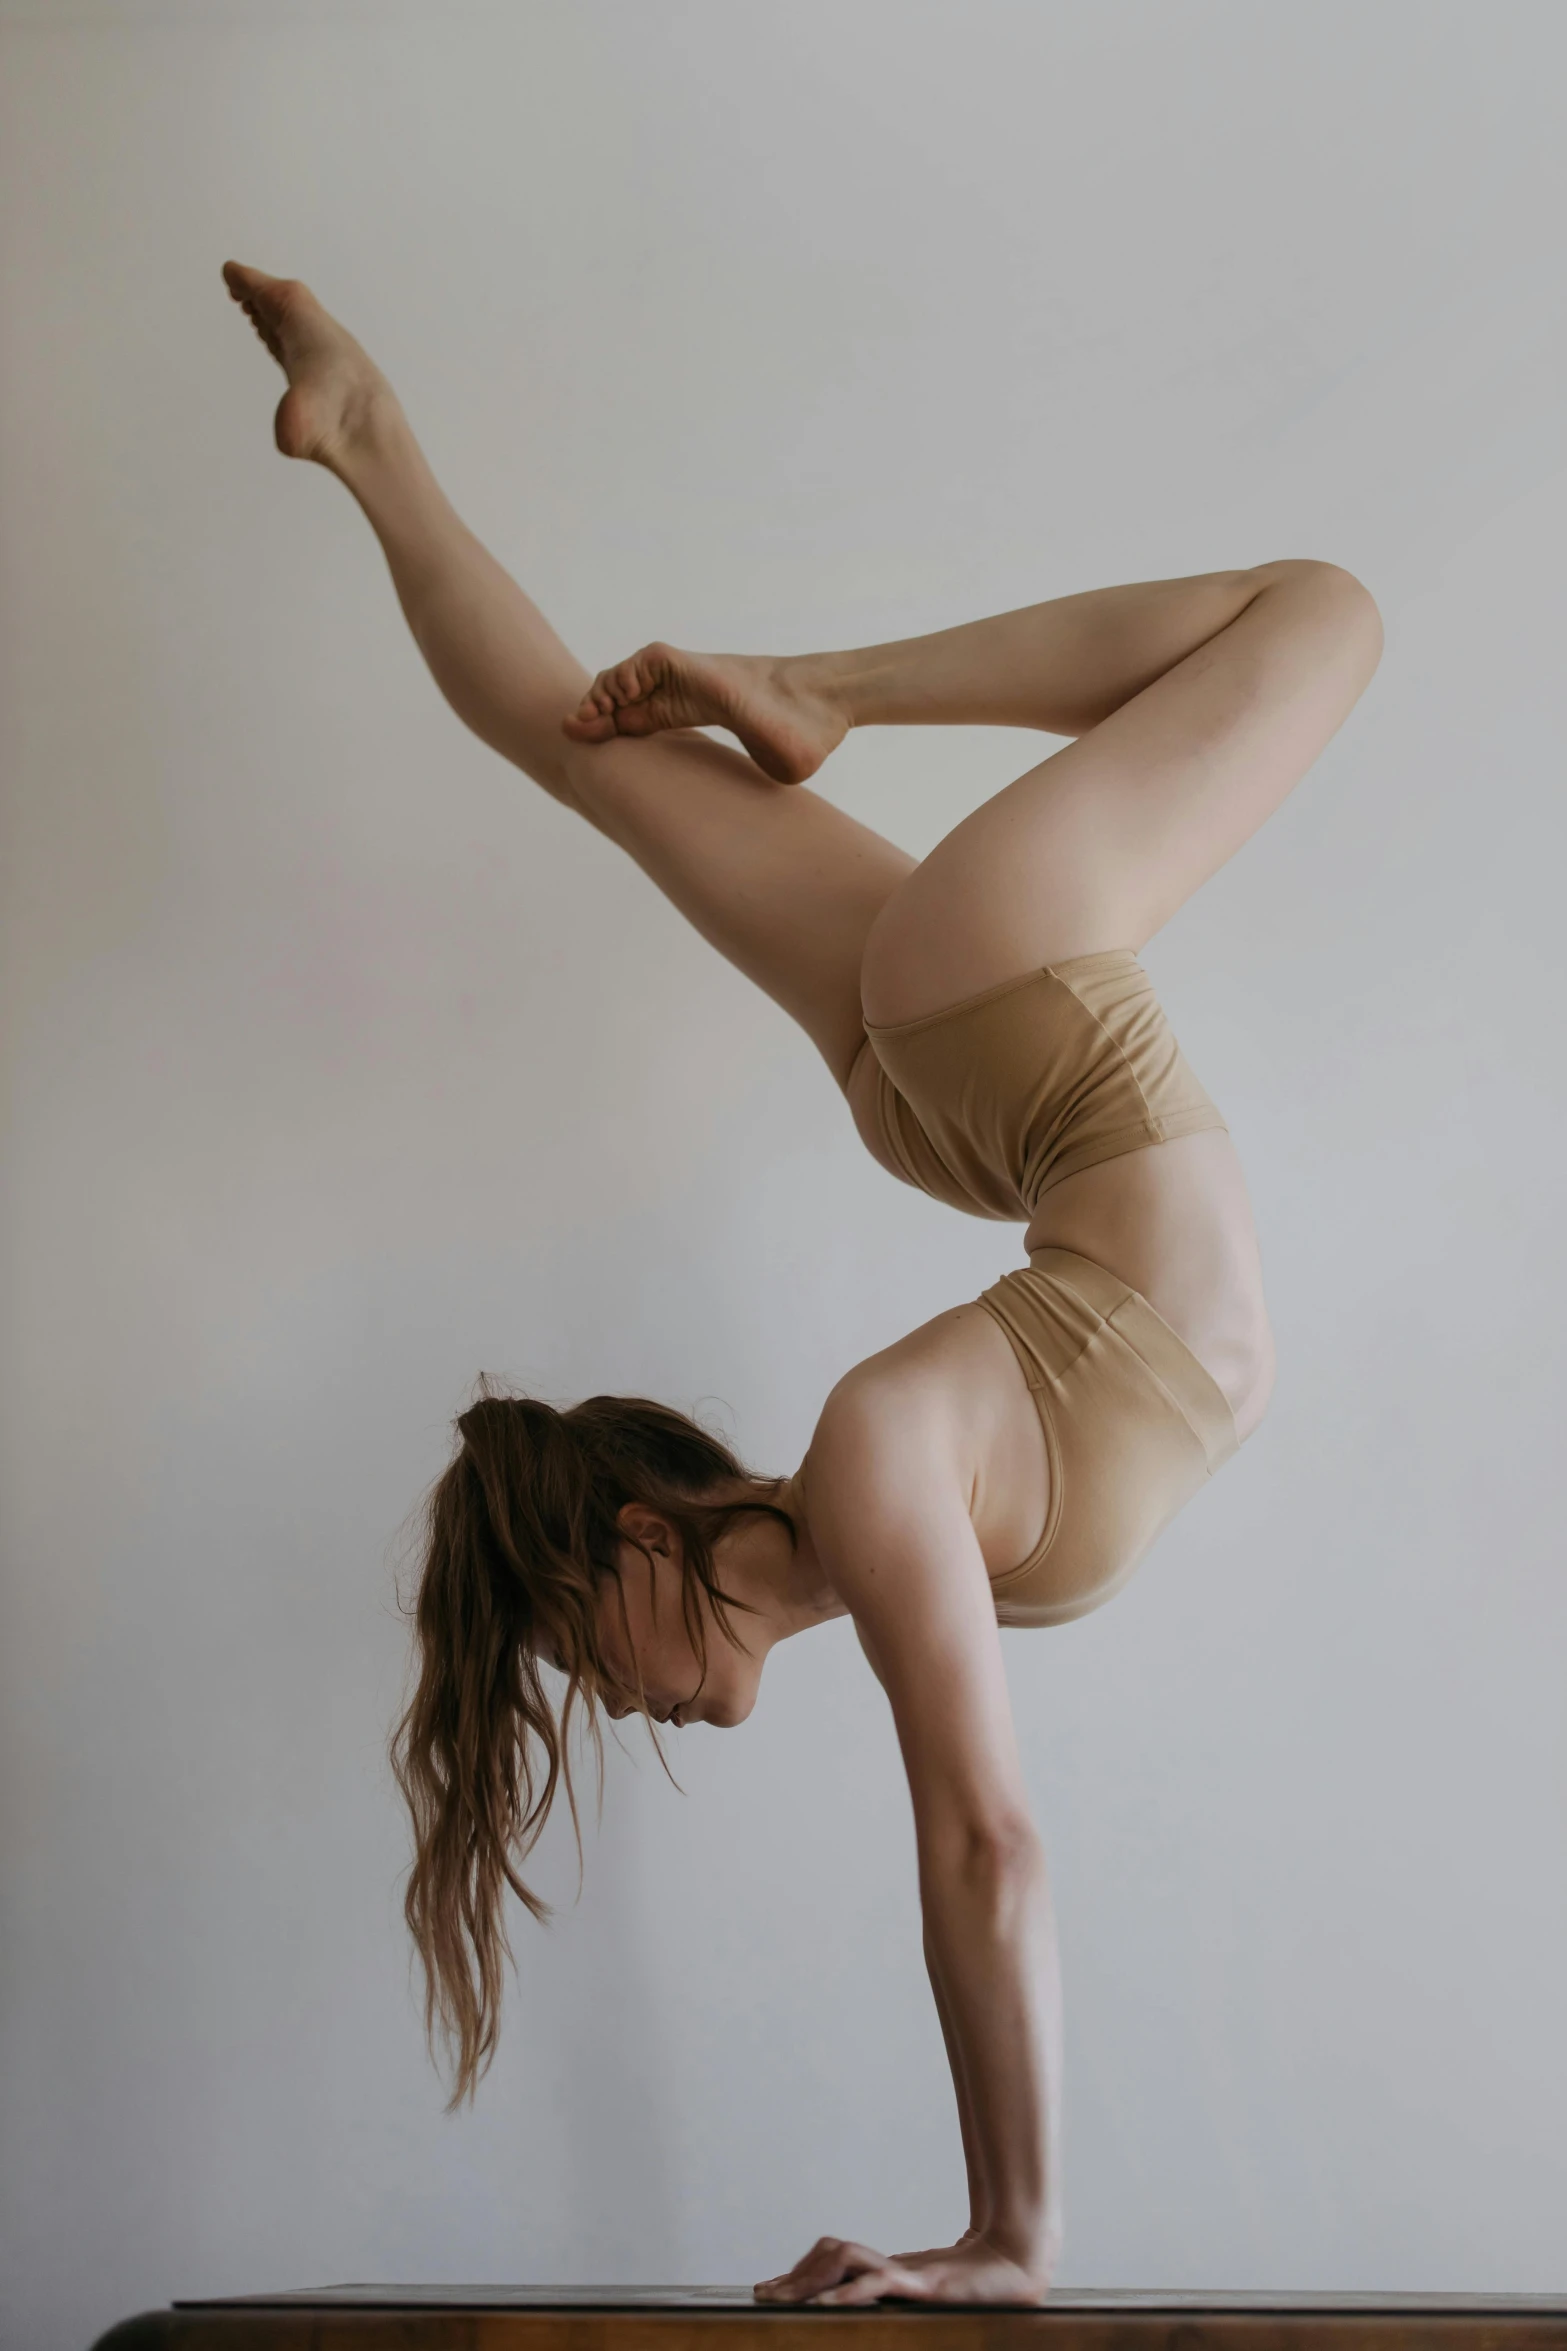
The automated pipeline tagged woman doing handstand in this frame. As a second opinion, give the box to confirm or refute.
[223,262,1384,2309]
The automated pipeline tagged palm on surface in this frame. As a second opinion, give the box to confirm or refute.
[754,2231,1051,2307]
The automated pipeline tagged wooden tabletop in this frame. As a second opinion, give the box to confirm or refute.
[88,2287,1567,2351]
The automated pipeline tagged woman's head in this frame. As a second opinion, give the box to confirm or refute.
[390,1383,793,2104]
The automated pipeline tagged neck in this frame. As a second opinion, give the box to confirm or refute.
[718,1472,846,1651]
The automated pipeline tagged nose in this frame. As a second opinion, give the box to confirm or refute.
[604,1692,682,1725]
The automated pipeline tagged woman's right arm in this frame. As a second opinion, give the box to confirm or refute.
[854,1609,1047,2270]
[776,1369,1064,2301]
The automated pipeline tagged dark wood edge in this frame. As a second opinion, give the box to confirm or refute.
[91,2308,1567,2351]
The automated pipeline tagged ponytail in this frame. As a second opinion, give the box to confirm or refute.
[390,1382,789,2104]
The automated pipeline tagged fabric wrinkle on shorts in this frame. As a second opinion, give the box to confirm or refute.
[977,1246,1240,1626]
[860,947,1227,1221]
[854,948,1238,1623]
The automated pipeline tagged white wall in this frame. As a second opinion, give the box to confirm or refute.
[2,5,1565,2346]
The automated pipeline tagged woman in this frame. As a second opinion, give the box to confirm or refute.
[222,261,1383,2307]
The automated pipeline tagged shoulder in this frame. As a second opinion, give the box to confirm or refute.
[803,1311,997,1552]
[799,1338,1041,1851]
[802,1304,1050,1605]
[810,1302,1019,1475]
[812,1326,964,1470]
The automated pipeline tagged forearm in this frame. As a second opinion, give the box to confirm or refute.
[922,1921,990,2235]
[795,568,1265,739]
[920,1833,1063,2273]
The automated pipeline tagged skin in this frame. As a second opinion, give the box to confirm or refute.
[593,1493,843,1732]
[222,261,1384,2304]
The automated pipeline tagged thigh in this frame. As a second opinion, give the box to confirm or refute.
[859,560,1383,1026]
[562,724,914,1087]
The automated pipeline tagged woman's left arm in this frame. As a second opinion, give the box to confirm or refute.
[754,1373,1063,2307]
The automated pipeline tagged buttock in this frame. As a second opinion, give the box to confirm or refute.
[977,1246,1239,1627]
[852,950,1228,1225]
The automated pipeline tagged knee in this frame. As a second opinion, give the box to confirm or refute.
[1254,557,1383,628]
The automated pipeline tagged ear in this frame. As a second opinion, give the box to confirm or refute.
[616,1502,678,1562]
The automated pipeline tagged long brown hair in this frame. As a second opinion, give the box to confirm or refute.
[390,1382,792,2106]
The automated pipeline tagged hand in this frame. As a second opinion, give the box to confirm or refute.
[753,2229,1051,2307]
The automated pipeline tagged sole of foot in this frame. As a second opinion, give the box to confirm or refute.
[562,643,846,785]
[222,260,389,468]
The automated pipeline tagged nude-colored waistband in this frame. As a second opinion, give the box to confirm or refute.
[1020,1245,1240,1475]
[861,951,1140,1041]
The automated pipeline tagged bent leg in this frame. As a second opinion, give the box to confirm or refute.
[563,571,1263,780]
[853,561,1383,1023]
[222,265,913,1084]
[557,565,1381,1021]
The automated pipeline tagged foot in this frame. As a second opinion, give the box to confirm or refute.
[561,644,849,785]
[221,261,392,469]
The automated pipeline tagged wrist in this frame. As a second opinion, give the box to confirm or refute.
[981,2211,1061,2278]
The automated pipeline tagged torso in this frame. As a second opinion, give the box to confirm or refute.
[837,1109,1276,1587]
[1022,1128,1275,1443]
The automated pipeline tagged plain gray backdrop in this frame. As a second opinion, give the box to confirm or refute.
[2,4,1564,2347]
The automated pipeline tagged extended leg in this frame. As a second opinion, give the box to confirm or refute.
[221,264,913,1083]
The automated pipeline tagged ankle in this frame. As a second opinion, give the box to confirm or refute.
[781,648,860,726]
[319,376,406,483]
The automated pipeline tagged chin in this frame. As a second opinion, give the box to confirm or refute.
[707,1688,757,1729]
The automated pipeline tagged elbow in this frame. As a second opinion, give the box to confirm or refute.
[923,1813,1045,1888]
[919,1819,1048,1942]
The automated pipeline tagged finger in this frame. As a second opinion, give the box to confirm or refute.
[756,2262,838,2303]
[796,2241,884,2299]
[756,2238,856,2300]
[875,2270,937,2305]
[817,2268,918,2308]
[784,2233,845,2272]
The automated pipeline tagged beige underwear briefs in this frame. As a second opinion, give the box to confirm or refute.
[977,1247,1239,1625]
[854,950,1238,1621]
[859,948,1228,1220]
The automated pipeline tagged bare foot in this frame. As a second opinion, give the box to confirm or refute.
[221,261,391,469]
[561,644,849,785]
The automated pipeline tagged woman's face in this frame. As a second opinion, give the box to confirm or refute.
[595,1505,762,1730]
